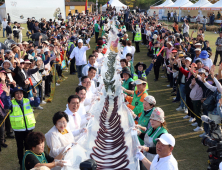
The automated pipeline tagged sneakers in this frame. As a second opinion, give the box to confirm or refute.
[56,83,60,86]
[36,106,43,110]
[183,115,190,119]
[167,84,171,87]
[176,106,184,112]
[199,132,207,138]
[41,101,46,105]
[193,126,203,132]
[189,117,196,123]
[191,122,198,126]
[173,97,176,100]
[184,108,188,114]
[161,75,166,78]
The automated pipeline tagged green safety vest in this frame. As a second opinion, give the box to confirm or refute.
[152,47,160,55]
[10,98,36,131]
[67,42,75,52]
[146,126,168,145]
[131,90,148,116]
[133,71,149,90]
[95,23,99,32]
[102,16,105,21]
[138,108,155,145]
[134,32,142,42]
[22,150,48,170]
[122,78,134,94]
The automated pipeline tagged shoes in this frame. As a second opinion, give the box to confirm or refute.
[7,133,14,139]
[199,132,207,138]
[167,84,170,87]
[184,108,188,114]
[193,126,203,132]
[172,100,180,103]
[189,117,196,122]
[56,83,60,86]
[161,75,166,78]
[176,106,184,111]
[173,97,176,100]
[36,106,43,110]
[183,115,190,119]
[191,122,198,126]
[1,143,8,148]
[41,101,46,105]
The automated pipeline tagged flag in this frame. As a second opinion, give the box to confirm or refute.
[85,0,88,12]
[107,1,110,7]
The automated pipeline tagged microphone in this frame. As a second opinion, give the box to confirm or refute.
[201,115,215,124]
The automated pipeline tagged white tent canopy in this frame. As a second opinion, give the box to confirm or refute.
[181,0,212,10]
[102,0,127,12]
[0,4,6,21]
[164,0,193,9]
[150,0,174,9]
[201,0,222,10]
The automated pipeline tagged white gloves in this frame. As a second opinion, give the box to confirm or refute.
[86,38,91,44]
[136,151,145,161]
[121,86,126,92]
[138,145,148,152]
[68,60,70,65]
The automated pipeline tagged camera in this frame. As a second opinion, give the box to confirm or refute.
[201,115,222,170]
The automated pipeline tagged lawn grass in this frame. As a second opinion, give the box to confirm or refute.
[0,24,219,170]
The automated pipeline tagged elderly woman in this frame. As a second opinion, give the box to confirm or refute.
[135,107,168,164]
[131,95,156,145]
[121,67,135,96]
[45,111,75,158]
[22,131,65,170]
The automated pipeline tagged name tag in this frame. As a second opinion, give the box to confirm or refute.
[26,106,31,110]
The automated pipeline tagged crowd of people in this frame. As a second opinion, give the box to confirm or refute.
[1,4,222,170]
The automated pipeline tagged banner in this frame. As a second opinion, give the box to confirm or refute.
[5,0,66,23]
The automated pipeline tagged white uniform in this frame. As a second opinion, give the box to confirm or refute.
[150,154,178,170]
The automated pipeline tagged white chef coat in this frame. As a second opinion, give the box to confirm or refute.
[150,154,178,170]
[70,46,90,65]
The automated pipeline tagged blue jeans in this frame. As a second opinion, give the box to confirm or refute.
[3,28,6,37]
[179,84,186,108]
[203,24,206,31]
[76,65,86,78]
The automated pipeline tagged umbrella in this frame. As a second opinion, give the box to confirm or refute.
[4,39,16,50]
[31,32,48,41]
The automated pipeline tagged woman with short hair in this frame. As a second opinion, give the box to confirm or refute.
[22,131,65,170]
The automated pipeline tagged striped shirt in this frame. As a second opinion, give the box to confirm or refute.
[215,37,222,51]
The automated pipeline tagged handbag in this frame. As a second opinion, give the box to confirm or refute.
[202,90,218,111]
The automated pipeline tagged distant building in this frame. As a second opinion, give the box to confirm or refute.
[65,1,95,15]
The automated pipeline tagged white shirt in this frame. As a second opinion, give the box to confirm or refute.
[70,46,90,65]
[2,21,7,29]
[82,63,98,76]
[171,12,174,17]
[121,46,132,59]
[150,154,178,170]
[200,58,213,69]
[77,102,88,128]
[96,53,104,64]
[84,89,94,112]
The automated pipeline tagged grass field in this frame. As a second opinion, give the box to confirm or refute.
[0,24,219,170]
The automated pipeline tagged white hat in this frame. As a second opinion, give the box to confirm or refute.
[44,48,50,52]
[20,59,24,63]
[166,41,173,46]
[156,133,175,147]
[78,39,83,43]
[185,57,192,62]
[195,43,202,46]
[194,48,201,51]
[37,57,42,61]
[144,95,156,105]
[131,79,147,85]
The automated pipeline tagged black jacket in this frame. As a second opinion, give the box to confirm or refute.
[6,25,12,35]
[174,64,186,85]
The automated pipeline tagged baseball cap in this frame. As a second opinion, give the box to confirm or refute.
[194,48,201,51]
[156,133,175,147]
[78,39,83,43]
[144,95,156,105]
[131,78,147,85]
[185,57,192,62]
[195,43,202,46]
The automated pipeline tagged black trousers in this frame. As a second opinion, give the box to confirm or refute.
[55,64,62,77]
[95,32,99,43]
[213,50,222,65]
[135,41,140,52]
[186,94,194,118]
[154,65,160,80]
[15,130,32,165]
[0,120,5,144]
[5,115,13,135]
[132,32,135,43]
[70,57,76,74]
[142,34,147,44]
[45,75,51,96]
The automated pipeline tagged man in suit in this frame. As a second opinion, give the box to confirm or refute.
[6,22,12,39]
